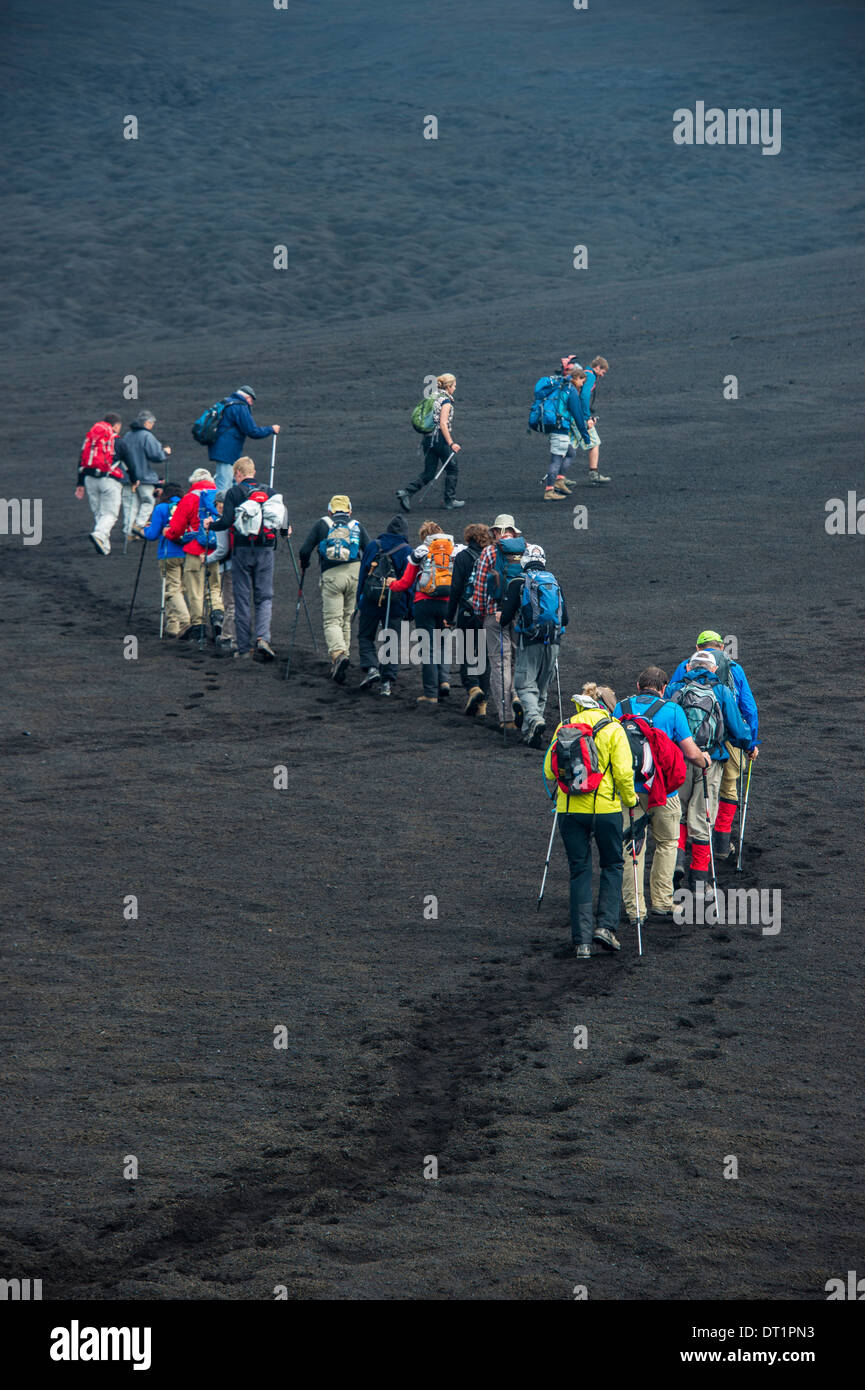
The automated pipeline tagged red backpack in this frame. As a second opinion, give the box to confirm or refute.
[617,698,687,807]
[80,422,124,480]
[550,715,612,797]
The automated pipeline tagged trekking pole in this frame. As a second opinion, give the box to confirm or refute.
[127,538,148,626]
[384,583,393,631]
[158,574,166,639]
[627,807,643,957]
[537,808,558,911]
[415,452,454,507]
[199,546,213,651]
[286,539,318,651]
[269,433,277,489]
[499,626,506,745]
[736,759,754,872]
[284,570,306,680]
[555,657,563,725]
[702,768,718,901]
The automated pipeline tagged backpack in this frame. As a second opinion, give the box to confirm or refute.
[319,516,362,563]
[487,537,526,602]
[410,395,437,435]
[457,547,483,618]
[618,697,663,784]
[708,650,737,692]
[81,422,124,479]
[192,397,232,446]
[528,375,571,434]
[550,716,612,797]
[516,569,563,641]
[417,535,455,597]
[233,486,287,542]
[363,541,410,606]
[670,680,726,751]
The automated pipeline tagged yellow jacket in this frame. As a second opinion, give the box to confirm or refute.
[543,706,639,814]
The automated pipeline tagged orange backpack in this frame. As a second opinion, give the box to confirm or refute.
[417,535,454,597]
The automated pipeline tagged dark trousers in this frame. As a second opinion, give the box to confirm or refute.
[405,436,458,503]
[232,545,275,654]
[558,811,625,945]
[412,597,450,697]
[457,616,490,695]
[358,604,399,680]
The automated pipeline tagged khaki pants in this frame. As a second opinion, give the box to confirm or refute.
[622,792,682,917]
[321,562,359,657]
[679,761,722,844]
[183,555,223,624]
[160,557,190,635]
[719,743,743,802]
[484,615,515,724]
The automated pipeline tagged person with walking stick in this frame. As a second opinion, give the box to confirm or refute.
[298,496,372,683]
[141,480,190,638]
[204,456,288,665]
[541,683,638,960]
[467,514,524,734]
[396,373,465,513]
[354,516,413,696]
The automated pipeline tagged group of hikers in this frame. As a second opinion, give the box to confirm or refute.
[76,367,760,958]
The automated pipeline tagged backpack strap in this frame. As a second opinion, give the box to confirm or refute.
[641,696,665,720]
[620,698,632,717]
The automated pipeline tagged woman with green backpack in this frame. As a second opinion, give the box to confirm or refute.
[396,373,464,513]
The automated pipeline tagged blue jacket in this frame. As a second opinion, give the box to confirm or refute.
[208,394,274,466]
[565,382,591,445]
[356,532,413,614]
[664,668,752,760]
[578,369,597,421]
[667,657,759,748]
[142,498,186,559]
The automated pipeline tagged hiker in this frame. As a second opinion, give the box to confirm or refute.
[204,456,288,663]
[299,495,371,683]
[141,480,190,638]
[665,650,752,893]
[211,494,236,653]
[396,373,464,512]
[118,411,171,539]
[468,514,525,731]
[612,668,710,925]
[539,362,593,502]
[578,356,611,484]
[497,544,567,746]
[543,683,639,959]
[355,516,413,696]
[164,468,224,643]
[667,631,760,858]
[75,413,125,554]
[387,520,461,707]
[207,386,279,493]
[446,523,493,717]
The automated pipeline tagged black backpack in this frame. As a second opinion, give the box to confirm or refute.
[363,541,409,606]
[618,697,664,780]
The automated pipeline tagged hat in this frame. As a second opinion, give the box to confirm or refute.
[386,515,408,535]
[329,494,351,513]
[237,385,256,400]
[697,629,724,647]
[520,543,546,569]
[188,468,214,483]
[214,491,226,506]
[491,513,521,533]
[687,649,718,671]
[156,478,181,497]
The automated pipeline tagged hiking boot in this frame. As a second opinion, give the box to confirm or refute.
[554,475,574,494]
[443,499,465,509]
[438,682,450,700]
[464,685,484,715]
[512,698,524,730]
[396,489,411,513]
[713,829,732,858]
[648,906,674,922]
[233,649,254,664]
[88,533,108,555]
[215,636,234,653]
[476,700,487,718]
[673,850,686,887]
[544,487,566,502]
[588,470,611,484]
[380,679,393,697]
[689,870,715,902]
[211,610,224,634]
[526,717,546,748]
[575,944,593,961]
[331,654,349,683]
[593,927,621,952]
[256,638,276,662]
[360,667,381,689]
[177,625,195,641]
[417,695,438,707]
[497,720,517,732]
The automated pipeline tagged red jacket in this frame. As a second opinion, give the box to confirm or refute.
[165,480,216,556]
[79,422,123,481]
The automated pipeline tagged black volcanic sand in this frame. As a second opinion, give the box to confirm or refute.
[1,0,863,1300]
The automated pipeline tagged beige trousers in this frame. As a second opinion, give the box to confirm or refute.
[621,793,682,916]
[321,562,359,657]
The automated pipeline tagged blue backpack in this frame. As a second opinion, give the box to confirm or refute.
[192,397,232,446]
[319,516,361,563]
[487,537,526,602]
[528,375,571,434]
[516,569,563,641]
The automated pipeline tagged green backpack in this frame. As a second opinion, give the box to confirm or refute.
[410,395,437,434]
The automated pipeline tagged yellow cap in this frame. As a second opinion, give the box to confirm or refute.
[329,494,351,513]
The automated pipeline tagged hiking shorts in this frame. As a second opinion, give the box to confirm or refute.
[548,432,571,458]
[577,425,601,450]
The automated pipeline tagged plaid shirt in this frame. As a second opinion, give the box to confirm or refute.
[470,544,499,619]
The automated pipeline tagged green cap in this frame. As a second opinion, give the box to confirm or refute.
[697,629,723,647]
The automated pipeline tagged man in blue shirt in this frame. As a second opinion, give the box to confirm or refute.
[667,630,760,857]
[614,667,710,923]
[208,386,280,493]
